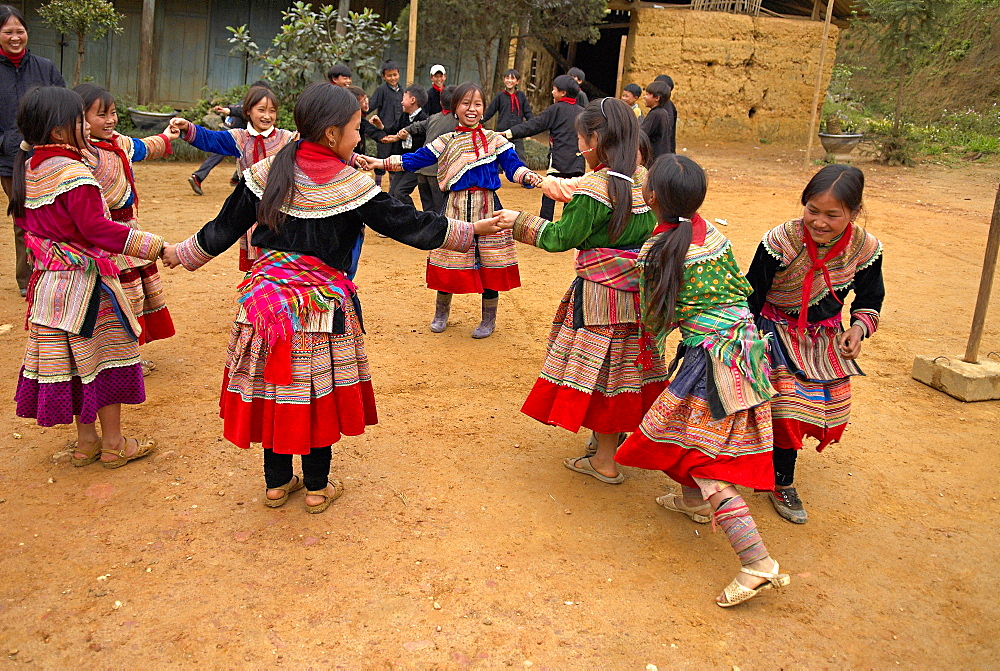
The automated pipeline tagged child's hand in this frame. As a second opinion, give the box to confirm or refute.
[473,215,505,235]
[163,124,181,141]
[354,155,380,171]
[169,117,189,133]
[397,129,409,140]
[212,105,231,116]
[380,135,397,143]
[502,130,513,139]
[495,209,520,226]
[161,244,180,269]
[370,115,383,130]
[837,324,865,360]
[523,172,542,187]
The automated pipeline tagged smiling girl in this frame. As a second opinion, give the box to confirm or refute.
[170,85,296,270]
[367,82,541,338]
[75,84,178,364]
[746,164,884,525]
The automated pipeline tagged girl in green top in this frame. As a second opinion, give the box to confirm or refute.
[497,97,669,484]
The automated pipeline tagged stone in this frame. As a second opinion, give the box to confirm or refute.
[911,355,1000,402]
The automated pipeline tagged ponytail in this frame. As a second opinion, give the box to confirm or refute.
[574,97,639,243]
[7,144,28,218]
[256,141,299,230]
[641,154,707,333]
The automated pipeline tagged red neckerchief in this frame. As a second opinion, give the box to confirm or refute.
[433,84,443,93]
[454,123,488,157]
[29,143,82,169]
[441,109,450,116]
[652,213,707,245]
[558,96,577,105]
[295,140,347,184]
[90,134,139,212]
[797,221,852,330]
[251,134,267,164]
[503,90,521,117]
[1,48,24,68]
[593,162,607,171]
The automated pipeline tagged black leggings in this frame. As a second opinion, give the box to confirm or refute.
[264,447,331,491]
[773,447,798,487]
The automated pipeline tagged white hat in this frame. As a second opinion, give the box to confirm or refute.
[429,64,446,75]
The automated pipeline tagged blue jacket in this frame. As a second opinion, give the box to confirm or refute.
[0,50,66,176]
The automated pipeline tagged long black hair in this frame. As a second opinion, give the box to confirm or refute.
[642,154,708,333]
[801,164,864,215]
[0,4,26,31]
[8,87,87,218]
[257,83,359,230]
[73,82,115,118]
[574,97,640,243]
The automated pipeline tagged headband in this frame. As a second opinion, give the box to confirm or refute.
[599,97,607,118]
[606,170,634,183]
[19,141,31,152]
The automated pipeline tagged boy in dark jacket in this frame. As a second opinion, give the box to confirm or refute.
[641,80,676,159]
[484,68,533,162]
[505,74,585,220]
[384,84,429,208]
[367,60,403,188]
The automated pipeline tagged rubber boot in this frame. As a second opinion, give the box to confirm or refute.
[471,297,499,339]
[430,292,452,333]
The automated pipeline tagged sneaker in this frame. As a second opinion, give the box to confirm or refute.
[769,487,808,524]
[188,175,203,196]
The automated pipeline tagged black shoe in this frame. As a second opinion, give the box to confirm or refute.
[769,487,808,524]
[188,175,203,196]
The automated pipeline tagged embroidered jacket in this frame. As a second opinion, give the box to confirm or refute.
[175,154,477,274]
[181,124,296,172]
[385,128,533,192]
[18,156,164,335]
[82,132,171,219]
[746,218,884,338]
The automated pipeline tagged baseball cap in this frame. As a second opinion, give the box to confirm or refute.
[429,64,446,75]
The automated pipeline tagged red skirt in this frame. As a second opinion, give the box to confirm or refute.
[118,262,175,344]
[425,261,520,294]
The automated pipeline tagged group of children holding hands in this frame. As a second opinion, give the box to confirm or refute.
[11,61,883,607]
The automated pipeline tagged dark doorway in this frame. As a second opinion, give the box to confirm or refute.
[569,11,631,99]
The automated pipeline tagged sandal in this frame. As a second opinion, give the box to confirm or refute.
[101,437,157,469]
[583,432,627,457]
[71,438,102,467]
[305,479,345,514]
[140,360,156,377]
[716,560,791,608]
[655,493,712,524]
[562,456,625,484]
[264,475,304,508]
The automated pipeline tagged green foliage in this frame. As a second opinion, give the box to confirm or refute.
[521,138,549,171]
[227,2,402,101]
[37,0,124,86]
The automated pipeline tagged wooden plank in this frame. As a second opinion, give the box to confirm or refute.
[138,0,155,103]
[964,184,1000,364]
[207,0,250,92]
[803,0,835,164]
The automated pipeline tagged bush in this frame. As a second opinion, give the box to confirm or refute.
[521,138,549,171]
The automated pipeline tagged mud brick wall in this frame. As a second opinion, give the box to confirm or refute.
[622,8,839,144]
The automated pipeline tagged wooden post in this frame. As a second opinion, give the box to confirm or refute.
[811,0,823,20]
[804,0,835,165]
[138,0,156,105]
[963,183,1000,364]
[406,0,418,85]
[614,34,627,97]
[336,0,350,37]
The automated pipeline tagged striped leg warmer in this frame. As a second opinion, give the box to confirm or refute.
[714,495,770,566]
[682,485,704,502]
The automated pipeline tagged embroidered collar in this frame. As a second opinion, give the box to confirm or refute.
[30,144,83,169]
[247,125,276,138]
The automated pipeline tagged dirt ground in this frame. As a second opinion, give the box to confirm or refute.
[0,147,997,668]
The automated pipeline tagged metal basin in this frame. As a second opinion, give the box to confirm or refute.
[818,133,864,155]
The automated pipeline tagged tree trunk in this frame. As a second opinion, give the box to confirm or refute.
[475,49,490,93]
[74,32,85,87]
[513,20,530,78]
[492,26,511,97]
[892,57,907,135]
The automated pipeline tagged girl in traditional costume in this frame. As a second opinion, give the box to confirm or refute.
[170,85,297,270]
[746,164,883,525]
[75,84,177,375]
[497,98,669,483]
[13,87,167,468]
[366,82,541,339]
[614,154,789,607]
[162,83,507,513]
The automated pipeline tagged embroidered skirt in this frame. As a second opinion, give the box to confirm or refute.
[426,188,520,294]
[119,261,175,344]
[15,287,145,426]
[521,278,668,434]
[757,314,852,451]
[219,295,378,455]
[615,345,774,491]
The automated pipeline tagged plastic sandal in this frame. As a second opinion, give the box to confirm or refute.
[563,456,625,484]
[717,561,791,608]
[71,438,102,467]
[264,475,304,508]
[305,479,345,514]
[655,493,712,524]
[101,437,157,469]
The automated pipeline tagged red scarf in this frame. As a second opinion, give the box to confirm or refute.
[503,90,521,117]
[90,135,139,212]
[1,48,24,68]
[29,144,82,169]
[250,134,268,164]
[441,109,450,116]
[652,213,707,245]
[797,222,852,330]
[454,123,488,157]
[295,140,347,184]
[558,96,577,105]
[433,84,443,93]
